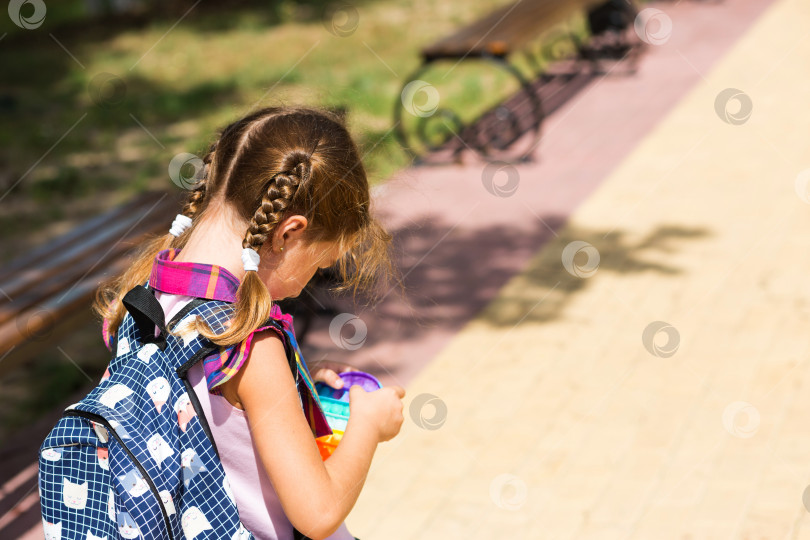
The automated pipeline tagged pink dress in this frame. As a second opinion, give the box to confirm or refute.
[155,291,355,540]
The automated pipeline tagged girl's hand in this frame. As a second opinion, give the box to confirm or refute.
[348,384,406,443]
[309,360,357,390]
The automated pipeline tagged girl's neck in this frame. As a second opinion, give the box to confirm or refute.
[174,205,246,281]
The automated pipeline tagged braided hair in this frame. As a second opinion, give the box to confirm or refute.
[95,106,392,347]
[243,156,310,253]
[179,143,215,220]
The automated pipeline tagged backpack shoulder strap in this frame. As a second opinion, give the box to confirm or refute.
[172,304,299,385]
[118,285,299,383]
[121,284,209,350]
[121,284,169,349]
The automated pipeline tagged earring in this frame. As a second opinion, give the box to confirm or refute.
[279,246,284,252]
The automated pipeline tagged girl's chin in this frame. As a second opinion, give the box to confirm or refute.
[271,288,302,300]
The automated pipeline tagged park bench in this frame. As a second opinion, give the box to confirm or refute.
[0,190,179,373]
[393,0,640,162]
[0,188,343,374]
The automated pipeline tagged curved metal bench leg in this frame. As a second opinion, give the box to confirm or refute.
[392,55,543,163]
[392,60,458,162]
[472,54,544,163]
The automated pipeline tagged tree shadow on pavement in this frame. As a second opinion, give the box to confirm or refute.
[298,214,711,380]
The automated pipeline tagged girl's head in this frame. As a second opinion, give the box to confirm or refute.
[96,105,392,346]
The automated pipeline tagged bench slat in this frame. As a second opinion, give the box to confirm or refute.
[0,196,171,305]
[422,0,605,60]
[0,192,165,284]
[0,258,130,363]
[0,191,179,359]
[0,237,136,327]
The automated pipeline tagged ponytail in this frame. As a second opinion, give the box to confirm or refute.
[93,233,179,341]
[94,143,215,341]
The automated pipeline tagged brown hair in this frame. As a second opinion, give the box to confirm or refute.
[94,105,392,346]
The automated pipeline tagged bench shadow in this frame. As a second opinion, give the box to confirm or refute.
[407,47,642,166]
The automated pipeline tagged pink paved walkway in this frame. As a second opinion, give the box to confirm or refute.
[297,0,778,388]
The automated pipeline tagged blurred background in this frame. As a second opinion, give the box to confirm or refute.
[0,0,611,452]
[2,0,810,537]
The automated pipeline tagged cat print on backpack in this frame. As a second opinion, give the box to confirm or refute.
[181,506,213,540]
[97,447,109,470]
[41,448,63,462]
[117,511,140,539]
[146,433,174,466]
[159,489,177,516]
[175,392,197,432]
[42,520,61,540]
[137,342,159,363]
[118,468,149,497]
[181,448,208,488]
[63,479,88,510]
[146,377,170,413]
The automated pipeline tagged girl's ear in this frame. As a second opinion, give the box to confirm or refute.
[273,215,308,249]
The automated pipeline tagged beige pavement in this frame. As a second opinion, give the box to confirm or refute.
[346,0,810,537]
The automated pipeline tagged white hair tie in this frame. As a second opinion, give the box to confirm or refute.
[168,214,192,237]
[241,248,261,272]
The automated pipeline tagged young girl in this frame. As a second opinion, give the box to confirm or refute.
[95,106,406,540]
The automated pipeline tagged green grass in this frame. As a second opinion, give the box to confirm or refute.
[0,0,596,263]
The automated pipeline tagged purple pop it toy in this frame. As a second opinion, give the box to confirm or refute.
[315,371,382,402]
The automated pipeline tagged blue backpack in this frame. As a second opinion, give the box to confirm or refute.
[39,284,305,540]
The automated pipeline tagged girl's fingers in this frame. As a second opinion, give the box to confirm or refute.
[315,368,344,389]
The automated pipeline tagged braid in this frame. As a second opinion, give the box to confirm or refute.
[242,157,311,251]
[180,183,206,218]
[180,142,217,219]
